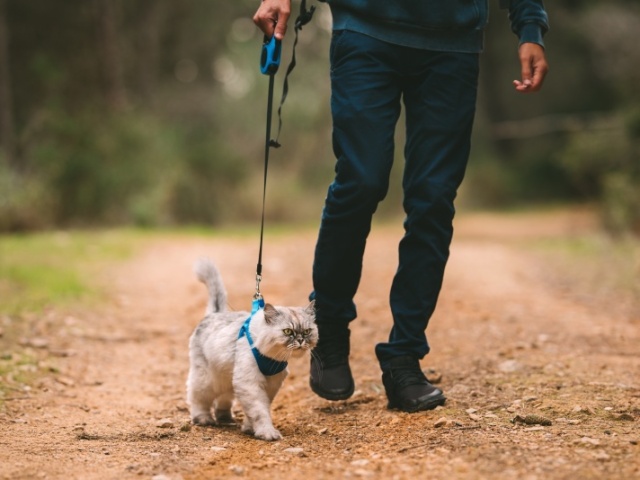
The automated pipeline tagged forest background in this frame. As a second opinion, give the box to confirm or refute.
[0,0,639,234]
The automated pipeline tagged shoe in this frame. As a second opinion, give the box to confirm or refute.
[382,356,446,412]
[310,329,355,401]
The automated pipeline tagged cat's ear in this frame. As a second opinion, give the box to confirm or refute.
[263,303,278,324]
[304,300,316,318]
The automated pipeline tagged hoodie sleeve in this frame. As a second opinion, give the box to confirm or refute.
[508,0,549,47]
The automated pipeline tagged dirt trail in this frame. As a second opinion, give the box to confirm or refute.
[1,211,639,480]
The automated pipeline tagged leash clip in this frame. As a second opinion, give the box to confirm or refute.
[260,36,281,75]
[254,274,263,299]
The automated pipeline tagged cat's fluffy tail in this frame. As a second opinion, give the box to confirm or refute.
[194,258,227,315]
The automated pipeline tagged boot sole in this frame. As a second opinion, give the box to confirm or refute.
[387,392,447,413]
[310,379,355,401]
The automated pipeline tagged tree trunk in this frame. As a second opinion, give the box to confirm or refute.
[0,0,16,166]
[136,0,167,108]
[95,0,127,112]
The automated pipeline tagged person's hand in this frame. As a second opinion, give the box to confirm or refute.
[253,0,291,40]
[513,42,548,93]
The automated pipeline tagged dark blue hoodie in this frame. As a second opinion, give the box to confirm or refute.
[323,0,549,52]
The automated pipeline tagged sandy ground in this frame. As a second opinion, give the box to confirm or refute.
[1,210,638,480]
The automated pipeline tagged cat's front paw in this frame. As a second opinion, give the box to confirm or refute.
[253,426,282,441]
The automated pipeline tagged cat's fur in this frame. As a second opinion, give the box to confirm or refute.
[186,258,317,441]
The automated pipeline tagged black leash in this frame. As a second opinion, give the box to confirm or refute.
[255,37,280,298]
[270,0,317,148]
[255,0,317,299]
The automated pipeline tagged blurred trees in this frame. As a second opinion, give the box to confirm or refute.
[0,0,638,234]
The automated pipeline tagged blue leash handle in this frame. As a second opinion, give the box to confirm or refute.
[260,36,281,75]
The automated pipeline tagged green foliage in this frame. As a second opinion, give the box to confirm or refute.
[558,110,640,235]
[168,126,249,224]
[1,0,640,235]
[20,111,179,227]
[0,161,54,231]
[12,110,256,228]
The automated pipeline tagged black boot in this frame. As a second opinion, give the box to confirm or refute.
[310,329,354,401]
[382,356,446,412]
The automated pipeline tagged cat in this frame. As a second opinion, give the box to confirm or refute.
[186,258,318,441]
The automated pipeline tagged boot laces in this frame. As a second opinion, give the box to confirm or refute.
[390,360,428,389]
[314,335,349,369]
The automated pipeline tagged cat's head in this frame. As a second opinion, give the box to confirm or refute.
[262,301,318,359]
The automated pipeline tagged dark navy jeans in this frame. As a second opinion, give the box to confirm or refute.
[311,30,479,370]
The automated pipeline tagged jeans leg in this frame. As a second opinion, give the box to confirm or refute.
[376,51,480,368]
[312,31,402,331]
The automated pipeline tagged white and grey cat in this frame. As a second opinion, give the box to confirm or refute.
[186,258,317,441]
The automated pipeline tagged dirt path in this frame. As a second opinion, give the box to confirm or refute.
[1,211,638,480]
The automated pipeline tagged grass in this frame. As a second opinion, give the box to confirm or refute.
[529,232,640,314]
[0,229,147,406]
[0,230,143,315]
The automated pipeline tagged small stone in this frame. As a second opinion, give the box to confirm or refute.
[351,459,369,467]
[613,413,635,421]
[318,427,328,434]
[156,418,174,428]
[229,465,244,475]
[580,437,600,446]
[211,446,226,452]
[498,360,523,373]
[572,405,594,415]
[55,376,75,387]
[283,447,304,455]
[594,451,611,461]
[425,368,442,384]
[523,426,545,432]
[353,469,373,477]
[24,337,49,349]
[434,417,449,428]
[468,414,481,421]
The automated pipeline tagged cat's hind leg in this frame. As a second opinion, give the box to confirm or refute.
[186,365,216,426]
[214,392,236,426]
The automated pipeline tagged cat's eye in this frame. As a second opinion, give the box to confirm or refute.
[283,328,294,336]
[303,329,312,336]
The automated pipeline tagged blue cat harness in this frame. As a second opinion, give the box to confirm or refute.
[238,298,288,376]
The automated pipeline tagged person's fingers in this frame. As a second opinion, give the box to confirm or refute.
[253,1,290,40]
[514,43,548,93]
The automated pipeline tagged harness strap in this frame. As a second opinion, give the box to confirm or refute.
[238,298,288,376]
